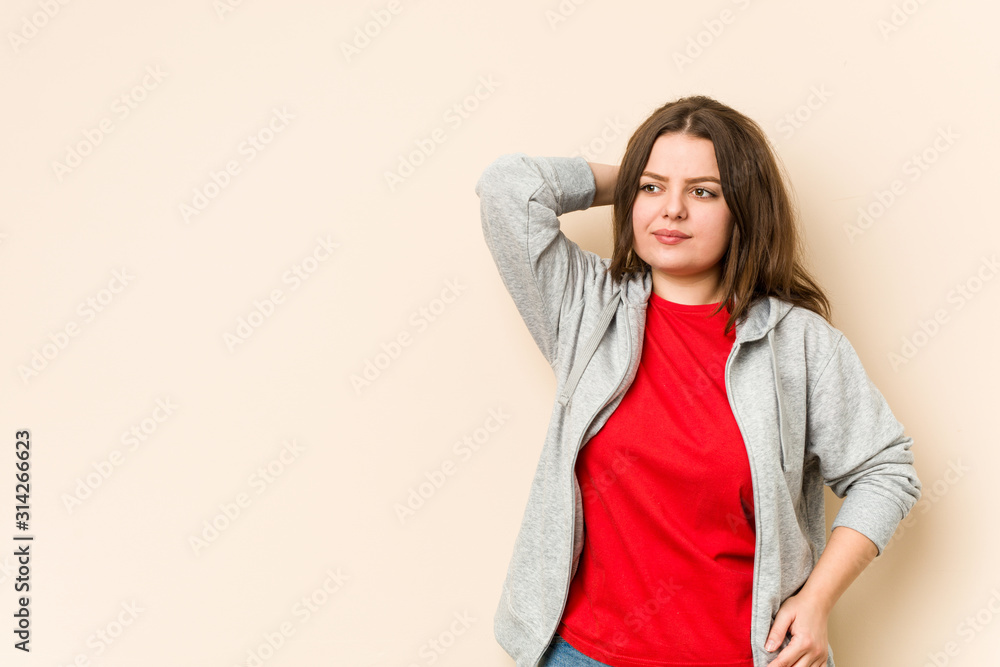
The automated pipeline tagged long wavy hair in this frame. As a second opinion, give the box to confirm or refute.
[609,95,831,336]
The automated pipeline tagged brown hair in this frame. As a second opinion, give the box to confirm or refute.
[609,95,831,335]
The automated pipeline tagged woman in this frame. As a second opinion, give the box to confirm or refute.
[474,95,921,667]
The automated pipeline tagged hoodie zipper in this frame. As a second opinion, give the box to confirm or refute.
[558,291,623,409]
[546,302,633,656]
[766,329,788,473]
[724,339,764,666]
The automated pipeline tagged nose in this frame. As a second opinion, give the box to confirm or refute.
[660,187,686,220]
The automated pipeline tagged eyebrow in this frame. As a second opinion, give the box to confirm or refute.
[640,171,721,185]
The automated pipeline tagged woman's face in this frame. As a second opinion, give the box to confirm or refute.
[631,132,734,304]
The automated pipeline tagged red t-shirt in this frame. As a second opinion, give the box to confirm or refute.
[556,292,756,666]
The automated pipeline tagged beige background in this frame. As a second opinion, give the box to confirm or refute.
[1,0,997,665]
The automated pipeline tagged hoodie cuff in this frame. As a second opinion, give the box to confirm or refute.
[830,486,906,557]
[537,156,597,215]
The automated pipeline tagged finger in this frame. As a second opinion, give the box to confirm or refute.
[775,636,816,667]
[811,646,832,667]
[797,649,827,667]
[765,617,792,653]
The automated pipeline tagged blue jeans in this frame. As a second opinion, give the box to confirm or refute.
[540,634,613,667]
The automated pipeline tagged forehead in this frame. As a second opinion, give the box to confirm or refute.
[644,134,720,174]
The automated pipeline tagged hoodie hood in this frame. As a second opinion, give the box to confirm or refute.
[562,270,796,471]
[619,268,795,342]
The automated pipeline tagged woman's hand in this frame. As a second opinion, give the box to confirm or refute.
[762,526,877,665]
[763,590,831,666]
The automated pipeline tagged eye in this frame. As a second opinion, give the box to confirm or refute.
[692,187,717,198]
[639,183,659,193]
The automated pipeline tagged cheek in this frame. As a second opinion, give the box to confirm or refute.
[632,200,654,226]
[709,216,734,250]
[720,213,735,237]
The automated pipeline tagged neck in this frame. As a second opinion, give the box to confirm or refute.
[650,268,724,305]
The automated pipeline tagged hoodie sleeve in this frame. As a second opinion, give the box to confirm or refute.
[475,153,600,369]
[805,333,922,556]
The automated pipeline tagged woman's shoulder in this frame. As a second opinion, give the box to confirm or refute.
[774,299,846,354]
[779,301,837,330]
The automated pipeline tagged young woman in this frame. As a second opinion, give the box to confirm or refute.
[474,96,922,667]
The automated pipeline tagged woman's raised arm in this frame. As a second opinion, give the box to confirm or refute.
[586,162,619,208]
[475,153,604,369]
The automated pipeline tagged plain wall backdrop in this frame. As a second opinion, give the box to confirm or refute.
[1,0,997,665]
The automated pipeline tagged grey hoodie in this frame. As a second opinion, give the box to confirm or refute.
[475,153,922,667]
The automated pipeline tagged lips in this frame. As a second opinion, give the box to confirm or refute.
[653,232,688,245]
[653,229,690,239]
